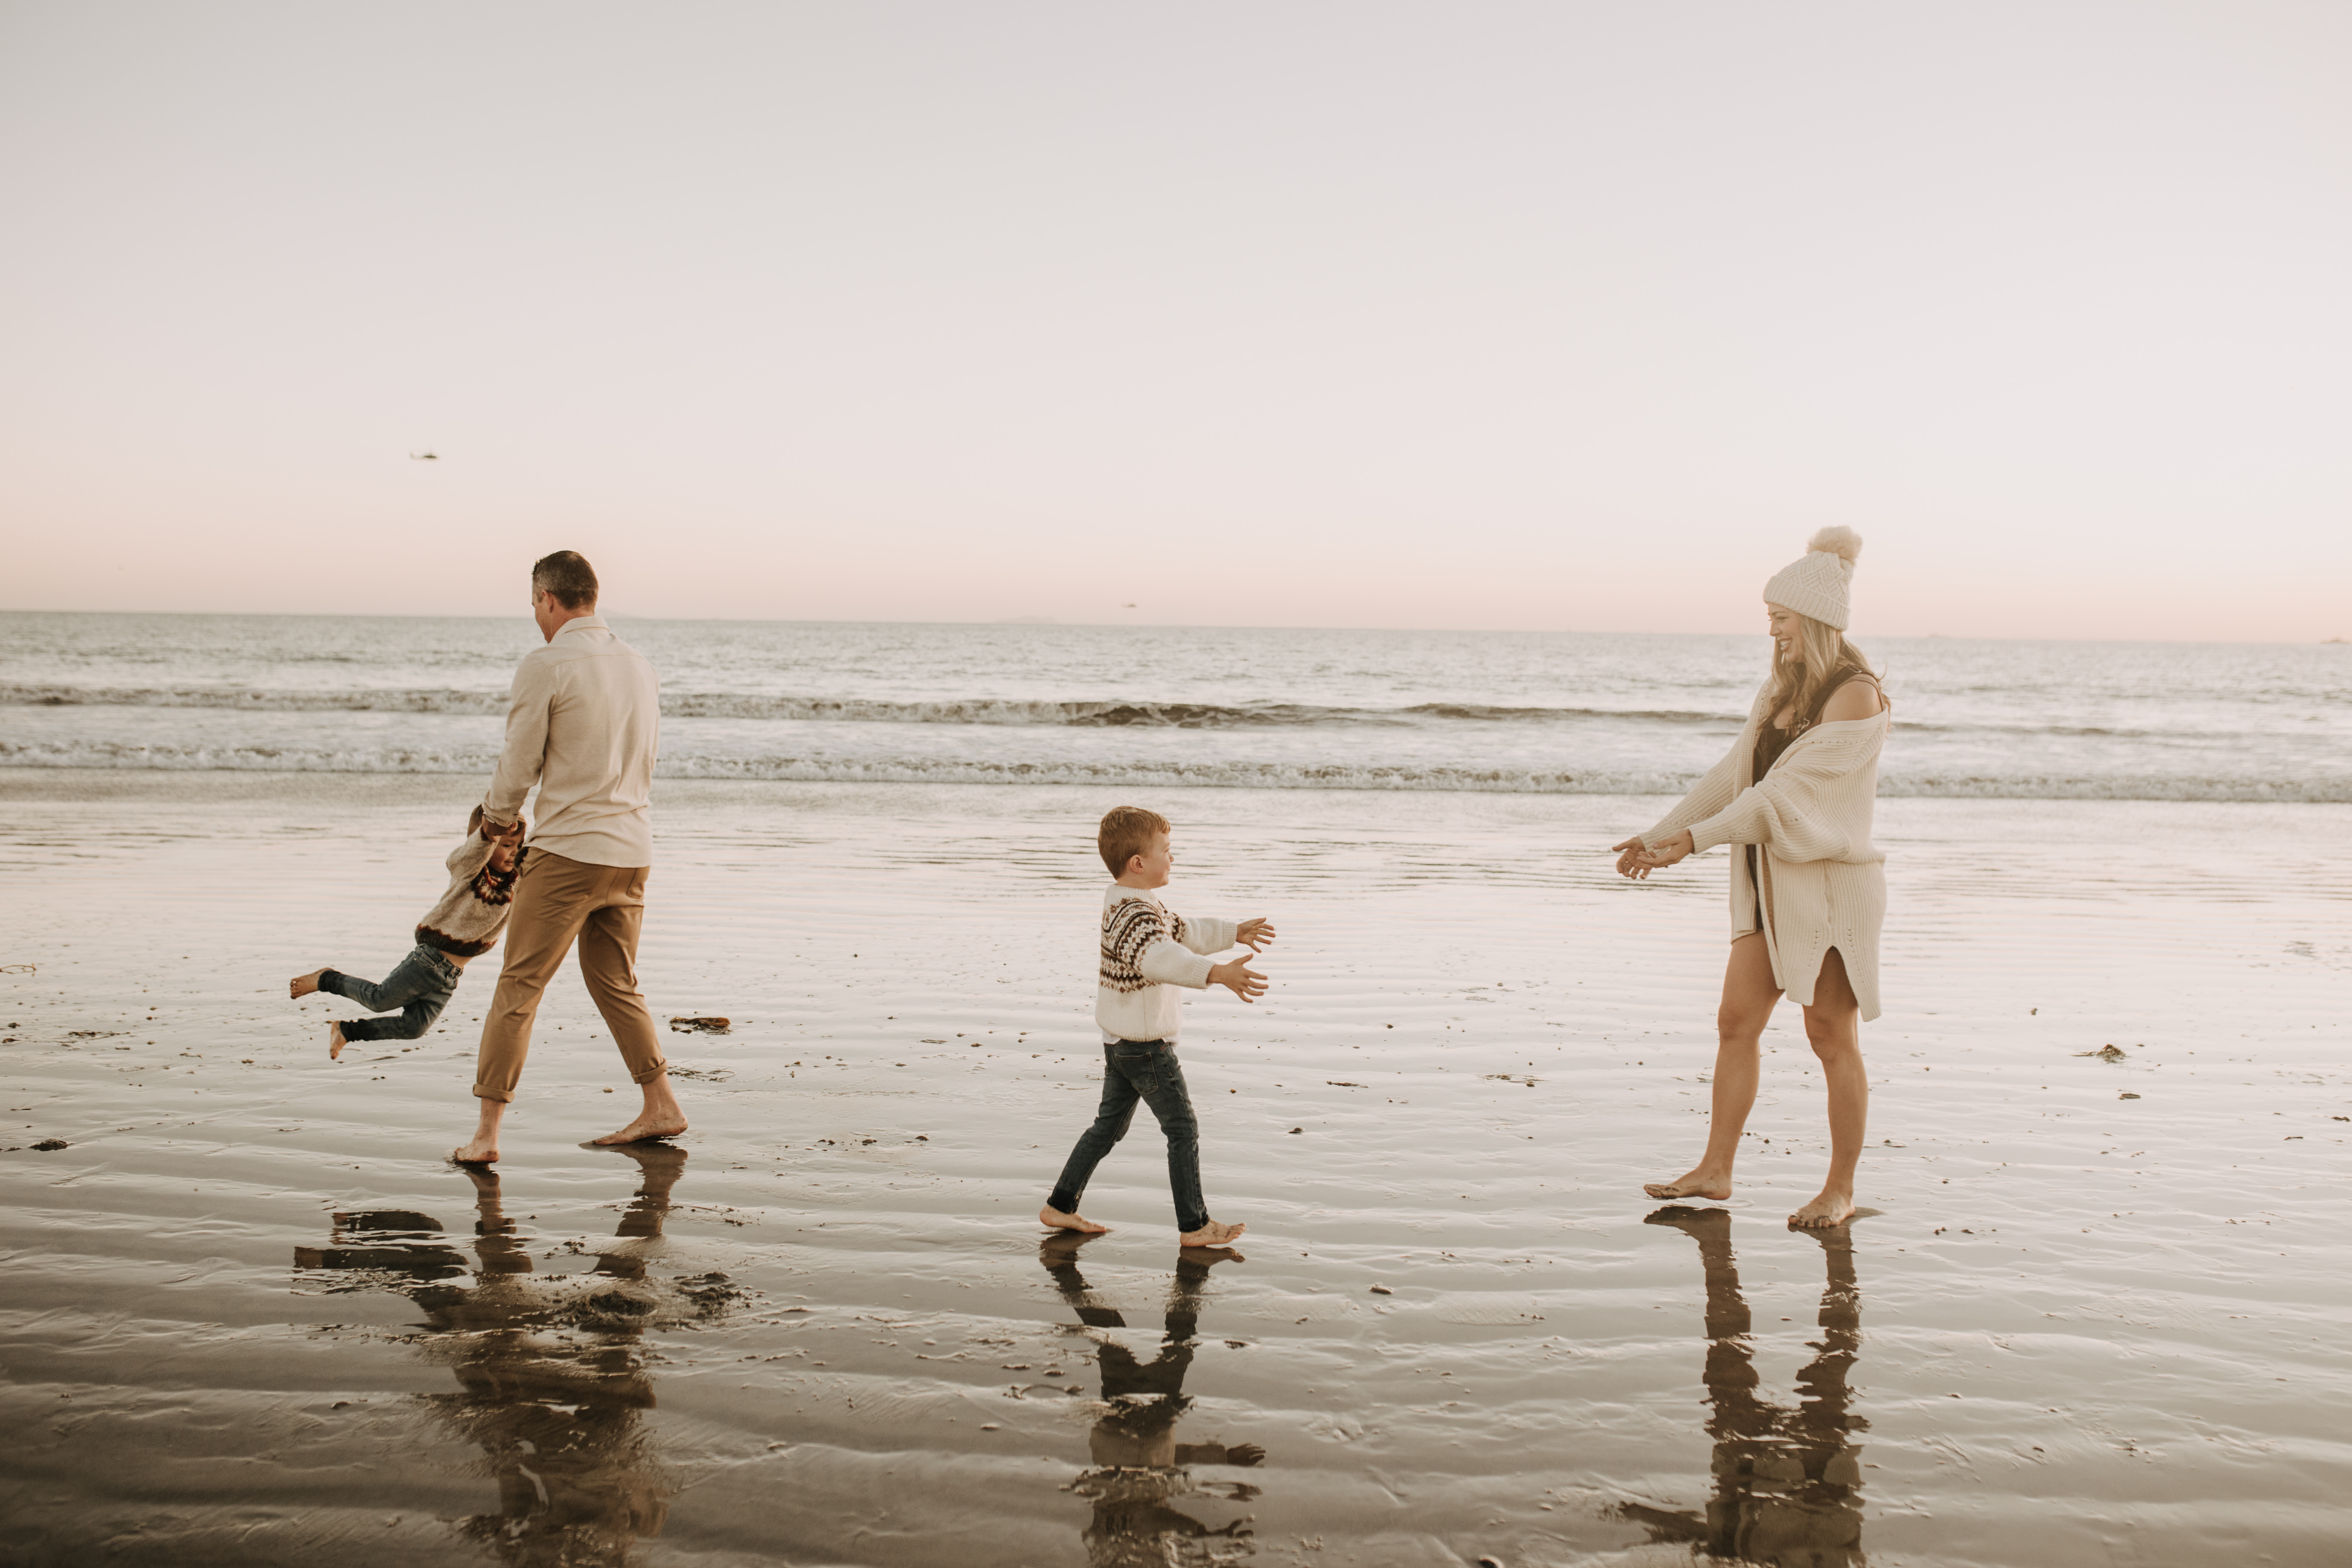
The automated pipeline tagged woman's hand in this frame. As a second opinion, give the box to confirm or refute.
[1614,830,1694,879]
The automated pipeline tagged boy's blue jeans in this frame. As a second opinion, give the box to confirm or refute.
[1048,1039,1209,1233]
[320,944,461,1043]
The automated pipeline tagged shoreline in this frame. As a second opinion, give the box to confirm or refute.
[2,769,2346,1565]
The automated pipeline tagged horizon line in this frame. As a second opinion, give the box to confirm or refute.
[1,605,2344,649]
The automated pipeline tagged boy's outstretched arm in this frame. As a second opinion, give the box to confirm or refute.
[1208,956,1267,1002]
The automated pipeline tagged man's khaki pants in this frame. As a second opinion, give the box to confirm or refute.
[473,851,667,1102]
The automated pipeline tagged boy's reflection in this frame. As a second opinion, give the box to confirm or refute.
[1040,1234,1263,1565]
[1622,1207,1867,1568]
[295,1145,731,1567]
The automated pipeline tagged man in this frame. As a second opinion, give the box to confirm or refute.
[452,550,686,1163]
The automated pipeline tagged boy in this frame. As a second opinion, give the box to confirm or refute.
[290,808,526,1057]
[1040,805,1273,1246]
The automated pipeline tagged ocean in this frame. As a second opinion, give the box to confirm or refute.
[3,611,2346,801]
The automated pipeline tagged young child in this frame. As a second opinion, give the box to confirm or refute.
[1040,805,1274,1247]
[289,808,526,1058]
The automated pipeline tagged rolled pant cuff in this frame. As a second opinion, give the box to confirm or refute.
[630,1057,670,1085]
[472,1083,516,1103]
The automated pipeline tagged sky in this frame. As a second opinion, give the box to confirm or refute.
[2,1,2347,641]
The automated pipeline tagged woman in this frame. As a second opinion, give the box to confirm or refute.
[1611,527,1889,1228]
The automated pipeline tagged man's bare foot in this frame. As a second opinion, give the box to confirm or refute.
[451,1135,499,1164]
[290,968,326,999]
[328,1021,347,1060]
[591,1113,688,1146]
[1180,1219,1246,1247]
[1788,1188,1855,1228]
[1643,1167,1733,1202]
[1040,1205,1108,1234]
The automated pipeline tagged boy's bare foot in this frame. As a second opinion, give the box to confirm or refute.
[1040,1205,1108,1234]
[1180,1219,1246,1247]
[328,1021,347,1060]
[1788,1188,1856,1228]
[290,968,326,999]
[591,1112,688,1146]
[1643,1165,1733,1202]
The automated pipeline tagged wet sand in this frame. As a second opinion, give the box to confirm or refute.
[2,769,2347,1566]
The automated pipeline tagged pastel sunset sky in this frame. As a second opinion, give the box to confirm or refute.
[3,2,2346,641]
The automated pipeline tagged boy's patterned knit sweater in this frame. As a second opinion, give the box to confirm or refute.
[414,807,527,958]
[1096,885,1238,1044]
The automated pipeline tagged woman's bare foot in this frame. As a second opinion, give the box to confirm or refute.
[328,1021,347,1060]
[1040,1205,1108,1234]
[591,1112,687,1146]
[1180,1219,1246,1247]
[290,968,326,999]
[1788,1188,1855,1228]
[1643,1166,1733,1202]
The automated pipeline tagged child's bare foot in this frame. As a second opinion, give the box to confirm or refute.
[1643,1165,1733,1202]
[451,1135,499,1164]
[290,969,326,999]
[328,1021,347,1060]
[591,1112,688,1146]
[1180,1219,1246,1247]
[1040,1205,1108,1234]
[1788,1187,1855,1228]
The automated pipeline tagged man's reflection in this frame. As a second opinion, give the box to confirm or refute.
[295,1145,735,1567]
[1621,1207,1866,1568]
[1040,1234,1263,1566]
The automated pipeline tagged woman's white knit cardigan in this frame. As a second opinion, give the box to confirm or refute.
[1644,680,1890,1021]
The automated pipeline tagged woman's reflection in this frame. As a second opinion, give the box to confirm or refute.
[1622,1207,1867,1568]
[294,1145,736,1567]
[1039,1234,1264,1565]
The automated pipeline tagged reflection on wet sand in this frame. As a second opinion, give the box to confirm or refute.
[1041,1235,1265,1567]
[294,1146,738,1566]
[1623,1207,1867,1568]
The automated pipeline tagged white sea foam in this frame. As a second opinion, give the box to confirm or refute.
[3,612,2345,803]
[5,737,2343,802]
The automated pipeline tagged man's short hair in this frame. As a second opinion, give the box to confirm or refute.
[1098,805,1170,876]
[531,550,600,610]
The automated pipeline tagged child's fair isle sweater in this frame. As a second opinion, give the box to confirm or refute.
[414,807,527,959]
[1096,885,1238,1044]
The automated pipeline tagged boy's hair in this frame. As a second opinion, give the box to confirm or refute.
[531,550,600,610]
[1098,805,1170,876]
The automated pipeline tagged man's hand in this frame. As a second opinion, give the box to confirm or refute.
[1236,917,1276,952]
[1209,956,1267,1002]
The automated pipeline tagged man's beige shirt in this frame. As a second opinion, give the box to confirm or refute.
[482,616,659,867]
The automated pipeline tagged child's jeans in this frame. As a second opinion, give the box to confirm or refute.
[1047,1039,1209,1233]
[320,945,461,1042]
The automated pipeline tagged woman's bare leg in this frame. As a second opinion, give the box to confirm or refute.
[1645,933,1781,1200]
[1789,947,1866,1227]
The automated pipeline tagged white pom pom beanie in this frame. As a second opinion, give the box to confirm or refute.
[1762,527,1863,631]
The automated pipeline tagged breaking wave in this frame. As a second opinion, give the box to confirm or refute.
[3,737,2342,802]
[0,683,1738,727]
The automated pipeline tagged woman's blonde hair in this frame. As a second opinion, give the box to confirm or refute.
[1767,610,1880,728]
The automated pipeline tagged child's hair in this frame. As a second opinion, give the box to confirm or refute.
[1098,805,1170,876]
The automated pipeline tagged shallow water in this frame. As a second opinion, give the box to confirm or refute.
[1,772,2347,1565]
[6,613,2347,799]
